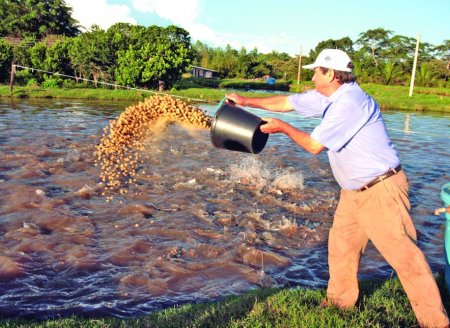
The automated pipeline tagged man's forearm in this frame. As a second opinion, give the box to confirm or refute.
[226,93,293,112]
[242,95,291,112]
[281,122,325,155]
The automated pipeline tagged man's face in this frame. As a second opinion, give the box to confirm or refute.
[311,67,330,95]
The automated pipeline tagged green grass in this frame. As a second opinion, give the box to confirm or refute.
[173,77,290,91]
[361,84,450,112]
[2,82,449,113]
[1,274,448,327]
[0,85,153,101]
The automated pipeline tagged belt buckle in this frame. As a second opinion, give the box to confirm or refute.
[356,165,401,193]
[357,183,370,192]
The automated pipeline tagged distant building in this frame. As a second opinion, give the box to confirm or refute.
[1,35,65,48]
[191,66,219,79]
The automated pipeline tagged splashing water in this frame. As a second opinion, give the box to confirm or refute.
[229,156,304,191]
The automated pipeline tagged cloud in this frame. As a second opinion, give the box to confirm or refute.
[66,0,137,31]
[132,0,221,47]
[132,0,199,26]
[65,0,300,55]
[131,0,299,55]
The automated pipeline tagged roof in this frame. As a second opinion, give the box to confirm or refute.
[191,65,218,72]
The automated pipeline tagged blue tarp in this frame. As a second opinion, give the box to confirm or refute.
[266,77,276,85]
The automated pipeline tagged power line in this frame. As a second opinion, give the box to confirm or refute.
[12,65,216,104]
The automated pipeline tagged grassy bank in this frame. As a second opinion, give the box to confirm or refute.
[1,83,449,113]
[1,275,448,327]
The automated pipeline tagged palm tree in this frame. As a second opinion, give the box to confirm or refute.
[380,60,400,85]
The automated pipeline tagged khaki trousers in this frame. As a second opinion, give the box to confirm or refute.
[327,170,449,328]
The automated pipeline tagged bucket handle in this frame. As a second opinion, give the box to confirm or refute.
[218,97,235,109]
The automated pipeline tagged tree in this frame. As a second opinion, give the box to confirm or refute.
[44,38,71,74]
[67,25,111,83]
[415,64,434,87]
[262,51,296,80]
[433,40,450,83]
[379,61,401,85]
[0,0,80,38]
[28,42,47,72]
[387,35,416,62]
[192,40,213,69]
[356,28,393,67]
[105,23,146,76]
[114,45,142,86]
[424,59,448,86]
[115,25,194,88]
[0,39,13,81]
[310,37,354,59]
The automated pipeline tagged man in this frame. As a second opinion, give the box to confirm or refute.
[225,49,449,328]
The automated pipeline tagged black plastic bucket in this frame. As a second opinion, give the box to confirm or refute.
[210,100,269,154]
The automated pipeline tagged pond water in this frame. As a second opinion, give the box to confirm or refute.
[0,98,449,319]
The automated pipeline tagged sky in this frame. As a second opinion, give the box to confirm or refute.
[65,0,450,57]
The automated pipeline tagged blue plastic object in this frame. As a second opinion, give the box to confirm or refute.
[266,77,276,85]
[441,183,450,292]
[441,183,450,219]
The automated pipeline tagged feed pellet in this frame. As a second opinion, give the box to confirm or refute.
[95,95,211,200]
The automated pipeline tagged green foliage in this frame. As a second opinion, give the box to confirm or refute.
[26,77,38,86]
[190,32,445,88]
[13,69,33,85]
[29,42,47,70]
[11,37,35,67]
[0,39,13,81]
[356,28,393,67]
[264,51,298,80]
[67,25,111,82]
[44,39,71,74]
[416,64,435,87]
[105,22,147,75]
[309,37,355,62]
[0,0,80,38]
[13,39,72,83]
[379,61,401,85]
[115,25,194,88]
[115,45,143,86]
[41,75,63,88]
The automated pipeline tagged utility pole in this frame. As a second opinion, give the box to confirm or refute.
[9,64,16,93]
[297,46,302,85]
[409,33,420,97]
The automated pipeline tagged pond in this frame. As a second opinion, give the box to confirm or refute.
[0,98,449,319]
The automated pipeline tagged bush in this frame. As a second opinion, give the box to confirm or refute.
[14,69,35,85]
[41,76,63,88]
[26,78,38,87]
[62,79,80,88]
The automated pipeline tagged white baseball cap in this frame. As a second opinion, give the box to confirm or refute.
[303,49,352,72]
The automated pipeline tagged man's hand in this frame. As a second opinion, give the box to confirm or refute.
[225,93,246,106]
[260,117,286,134]
[260,117,325,155]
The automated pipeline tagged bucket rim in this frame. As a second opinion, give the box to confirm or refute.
[442,182,450,205]
[210,98,229,146]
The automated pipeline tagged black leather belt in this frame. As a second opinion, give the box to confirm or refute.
[356,164,402,192]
